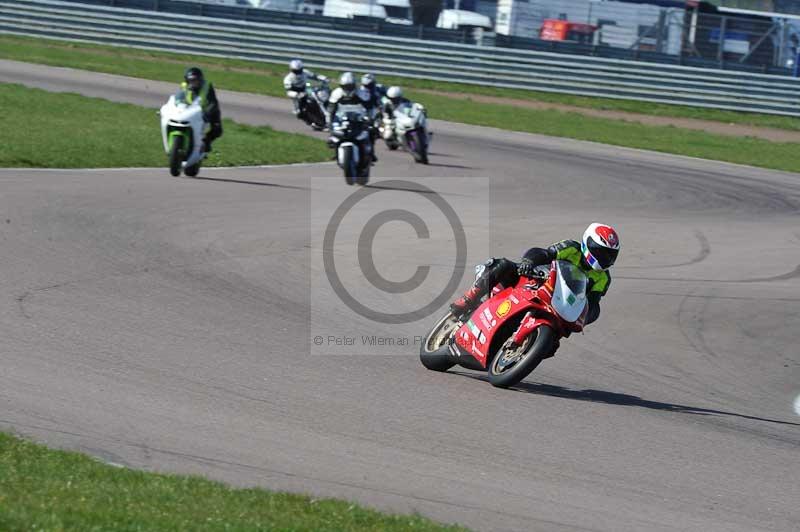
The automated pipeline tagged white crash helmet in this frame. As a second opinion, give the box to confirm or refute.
[361,73,376,88]
[339,72,356,95]
[581,223,620,271]
[289,59,304,74]
[386,86,403,102]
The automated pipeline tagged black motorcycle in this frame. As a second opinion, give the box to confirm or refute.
[299,80,330,131]
[329,106,374,186]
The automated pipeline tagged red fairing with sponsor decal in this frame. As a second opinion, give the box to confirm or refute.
[421,260,590,388]
[454,285,535,366]
[453,262,587,368]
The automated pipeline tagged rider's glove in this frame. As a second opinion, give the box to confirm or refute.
[516,259,537,279]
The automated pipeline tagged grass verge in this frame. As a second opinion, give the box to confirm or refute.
[0,82,329,168]
[424,96,800,172]
[0,432,467,532]
[1,33,798,132]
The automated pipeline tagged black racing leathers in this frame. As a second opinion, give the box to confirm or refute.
[203,84,222,148]
[362,83,387,112]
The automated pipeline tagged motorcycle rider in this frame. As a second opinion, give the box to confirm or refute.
[283,59,329,124]
[360,73,387,110]
[450,224,620,329]
[328,72,377,162]
[360,73,386,145]
[182,67,222,153]
[381,85,412,117]
[381,85,427,146]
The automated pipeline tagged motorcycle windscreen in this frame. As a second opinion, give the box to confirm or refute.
[335,104,367,120]
[551,260,587,323]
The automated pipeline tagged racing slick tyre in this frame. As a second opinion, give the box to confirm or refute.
[488,325,556,389]
[419,312,459,372]
[385,139,399,151]
[168,136,183,177]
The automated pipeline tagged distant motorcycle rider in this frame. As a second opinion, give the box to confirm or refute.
[283,59,328,121]
[360,73,385,145]
[328,72,377,162]
[182,67,222,152]
[450,224,621,329]
[381,85,412,117]
[381,86,425,139]
[360,73,387,110]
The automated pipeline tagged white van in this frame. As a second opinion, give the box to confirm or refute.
[437,9,493,30]
[323,0,412,23]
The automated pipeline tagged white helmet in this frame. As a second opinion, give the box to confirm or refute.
[581,223,620,271]
[339,72,356,95]
[361,73,376,87]
[386,86,403,100]
[289,59,304,74]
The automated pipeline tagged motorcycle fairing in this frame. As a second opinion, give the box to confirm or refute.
[453,284,538,368]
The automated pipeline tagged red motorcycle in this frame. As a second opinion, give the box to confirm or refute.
[419,260,588,388]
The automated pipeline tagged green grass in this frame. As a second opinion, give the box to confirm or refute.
[0,82,329,168]
[423,94,800,172]
[0,432,467,532]
[1,33,798,132]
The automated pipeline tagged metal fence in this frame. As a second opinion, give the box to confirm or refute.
[2,0,800,116]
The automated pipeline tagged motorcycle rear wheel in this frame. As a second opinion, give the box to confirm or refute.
[488,325,556,388]
[419,312,459,372]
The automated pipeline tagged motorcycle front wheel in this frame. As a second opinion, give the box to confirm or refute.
[168,135,183,177]
[184,163,200,177]
[356,163,369,186]
[412,129,429,165]
[488,325,556,388]
[419,312,459,372]
[340,146,357,185]
[308,103,326,130]
[418,139,429,165]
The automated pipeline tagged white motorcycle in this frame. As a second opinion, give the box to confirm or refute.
[159,92,206,177]
[381,103,430,165]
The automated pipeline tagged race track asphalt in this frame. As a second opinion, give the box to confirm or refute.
[1,59,799,532]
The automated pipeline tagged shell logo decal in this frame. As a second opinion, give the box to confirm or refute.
[496,300,512,318]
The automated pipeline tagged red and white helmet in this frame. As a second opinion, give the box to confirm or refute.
[581,223,620,271]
